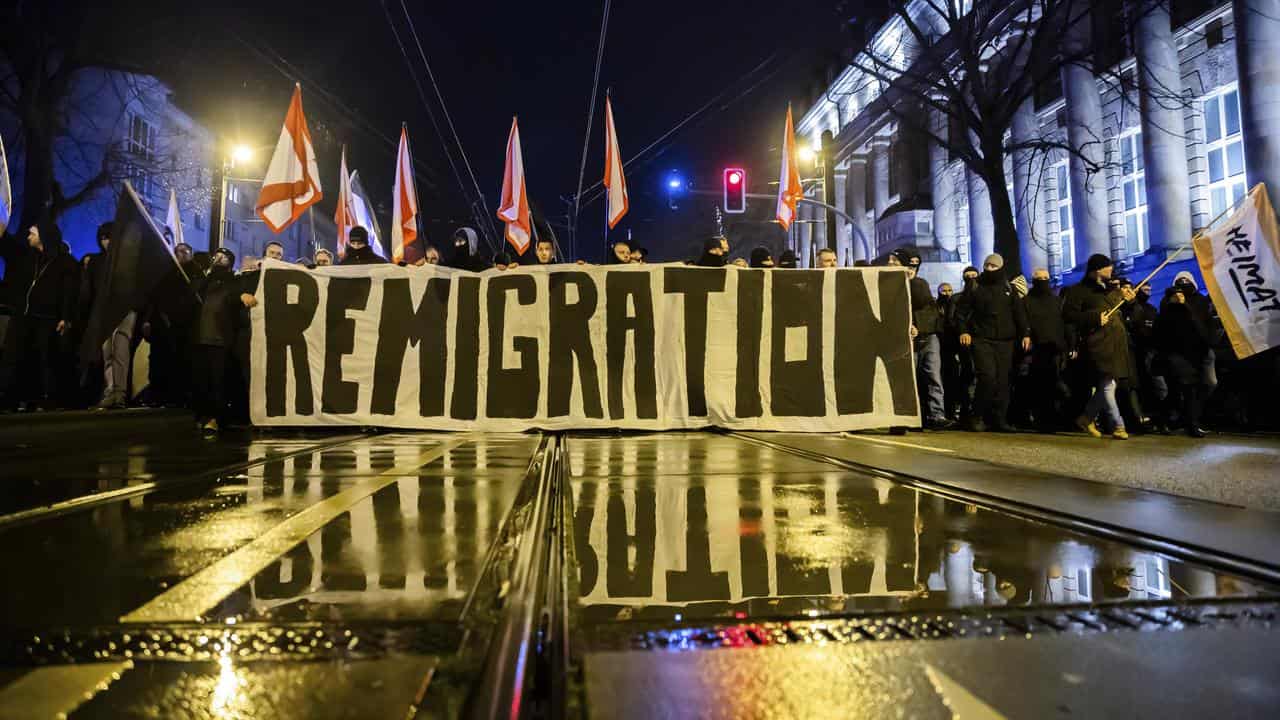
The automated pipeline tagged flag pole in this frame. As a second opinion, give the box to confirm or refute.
[1102,246,1187,322]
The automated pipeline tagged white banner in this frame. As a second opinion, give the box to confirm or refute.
[249,259,921,431]
[1193,184,1280,359]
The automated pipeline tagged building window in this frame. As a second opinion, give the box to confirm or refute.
[1204,85,1247,218]
[1053,160,1075,270]
[1119,129,1149,256]
[127,113,158,199]
[1205,18,1223,48]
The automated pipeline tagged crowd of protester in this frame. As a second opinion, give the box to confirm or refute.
[1,219,1275,437]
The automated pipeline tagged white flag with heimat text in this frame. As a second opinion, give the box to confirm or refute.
[1192,183,1280,359]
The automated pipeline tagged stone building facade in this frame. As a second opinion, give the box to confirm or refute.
[794,0,1275,289]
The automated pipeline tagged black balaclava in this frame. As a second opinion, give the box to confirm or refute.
[778,250,798,268]
[749,247,774,268]
[1031,277,1053,296]
[696,237,727,267]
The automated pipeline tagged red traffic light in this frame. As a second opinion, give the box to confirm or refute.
[724,167,746,214]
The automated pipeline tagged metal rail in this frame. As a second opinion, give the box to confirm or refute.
[730,432,1280,586]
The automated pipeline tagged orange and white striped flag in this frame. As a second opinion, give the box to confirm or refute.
[603,96,629,229]
[497,116,532,255]
[391,126,420,263]
[256,84,322,233]
[334,146,357,260]
[776,105,803,231]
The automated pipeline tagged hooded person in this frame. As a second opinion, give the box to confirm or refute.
[0,221,79,410]
[749,247,775,268]
[449,227,489,272]
[1168,269,1218,394]
[695,236,728,267]
[1062,253,1136,439]
[777,250,798,269]
[340,226,387,265]
[893,246,950,429]
[190,248,245,433]
[1154,285,1212,437]
[956,253,1030,432]
[1023,268,1070,431]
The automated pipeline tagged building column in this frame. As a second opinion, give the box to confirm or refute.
[1010,99,1049,275]
[834,171,851,264]
[871,136,892,218]
[1105,132,1128,259]
[1137,0,1192,252]
[846,156,871,263]
[1184,92,1212,231]
[929,109,959,255]
[811,190,827,259]
[1235,0,1280,201]
[798,201,814,268]
[1061,21,1112,263]
[1043,167,1063,277]
[966,167,995,263]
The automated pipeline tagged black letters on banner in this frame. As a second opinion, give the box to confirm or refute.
[486,274,540,418]
[322,277,372,414]
[263,269,319,416]
[834,271,919,416]
[548,272,604,418]
[451,277,481,420]
[663,268,726,416]
[371,277,451,416]
[605,271,658,419]
[735,269,764,418]
[770,271,826,416]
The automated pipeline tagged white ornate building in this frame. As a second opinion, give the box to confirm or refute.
[793,0,1276,288]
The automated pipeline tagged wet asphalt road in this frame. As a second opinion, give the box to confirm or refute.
[1,415,1278,718]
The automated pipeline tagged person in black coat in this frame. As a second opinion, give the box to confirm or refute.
[956,254,1030,432]
[1023,268,1071,432]
[191,248,251,433]
[894,247,951,428]
[339,226,387,266]
[0,222,80,410]
[694,236,727,267]
[1061,254,1136,439]
[1154,286,1211,437]
[448,227,489,272]
[749,247,775,268]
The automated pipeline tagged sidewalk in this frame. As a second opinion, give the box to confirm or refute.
[852,429,1280,512]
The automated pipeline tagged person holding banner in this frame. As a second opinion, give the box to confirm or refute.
[1063,254,1137,439]
[191,248,250,434]
[339,227,386,266]
[449,228,488,272]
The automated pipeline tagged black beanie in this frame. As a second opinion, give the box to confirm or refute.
[1086,253,1113,273]
[349,226,369,244]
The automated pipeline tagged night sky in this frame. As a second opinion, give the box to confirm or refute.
[77,0,881,261]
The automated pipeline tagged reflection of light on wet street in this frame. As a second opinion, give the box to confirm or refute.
[210,648,243,716]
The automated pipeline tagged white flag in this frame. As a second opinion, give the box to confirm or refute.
[1193,183,1280,359]
[391,126,419,263]
[603,97,628,229]
[0,134,11,237]
[255,84,322,233]
[165,188,184,248]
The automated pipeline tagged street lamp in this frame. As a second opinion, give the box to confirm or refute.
[231,144,254,168]
[798,143,816,165]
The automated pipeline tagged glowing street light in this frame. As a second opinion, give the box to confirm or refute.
[231,144,254,167]
[797,143,816,165]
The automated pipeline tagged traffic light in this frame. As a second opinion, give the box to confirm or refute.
[723,167,746,214]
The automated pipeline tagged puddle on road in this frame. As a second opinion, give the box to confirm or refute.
[567,436,1278,625]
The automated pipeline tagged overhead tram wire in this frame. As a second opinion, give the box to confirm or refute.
[397,0,500,253]
[227,29,443,194]
[575,51,784,210]
[570,0,614,260]
[380,0,496,252]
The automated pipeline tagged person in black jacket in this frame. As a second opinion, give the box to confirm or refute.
[894,247,951,429]
[1023,268,1071,432]
[1062,254,1136,439]
[191,248,252,433]
[957,254,1031,432]
[0,222,79,410]
[945,267,981,422]
[1155,287,1211,437]
[340,226,387,265]
[448,227,489,271]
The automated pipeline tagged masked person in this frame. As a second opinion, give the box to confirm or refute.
[749,248,775,268]
[340,227,386,265]
[191,249,255,433]
[1023,268,1071,432]
[948,266,980,423]
[1170,270,1218,397]
[1154,286,1211,437]
[1062,254,1136,439]
[776,250,798,268]
[957,254,1030,432]
[449,227,488,271]
[894,247,951,429]
[695,237,727,267]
